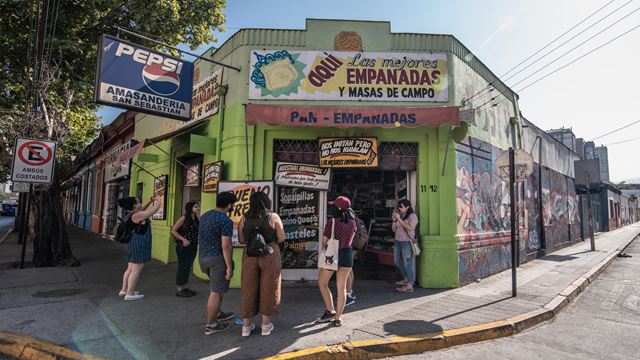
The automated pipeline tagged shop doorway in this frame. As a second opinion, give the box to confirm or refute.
[329,169,413,282]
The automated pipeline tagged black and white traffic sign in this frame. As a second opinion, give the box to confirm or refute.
[11,138,57,184]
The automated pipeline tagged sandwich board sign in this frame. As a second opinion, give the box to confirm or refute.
[11,138,57,184]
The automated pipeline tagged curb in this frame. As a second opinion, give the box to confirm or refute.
[262,234,638,360]
[0,226,14,246]
[0,332,105,360]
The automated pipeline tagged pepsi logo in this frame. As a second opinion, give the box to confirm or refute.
[142,63,181,96]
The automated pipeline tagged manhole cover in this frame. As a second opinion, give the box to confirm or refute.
[32,289,86,298]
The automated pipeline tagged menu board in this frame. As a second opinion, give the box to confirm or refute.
[218,181,274,246]
[278,187,320,269]
[203,161,223,192]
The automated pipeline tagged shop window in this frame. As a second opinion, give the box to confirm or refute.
[379,142,418,171]
[274,139,319,164]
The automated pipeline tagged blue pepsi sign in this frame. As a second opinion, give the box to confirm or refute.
[94,34,194,121]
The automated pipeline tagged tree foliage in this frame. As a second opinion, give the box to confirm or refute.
[0,0,226,266]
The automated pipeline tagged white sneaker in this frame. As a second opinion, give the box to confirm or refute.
[118,291,140,297]
[124,293,144,301]
[261,322,274,336]
[242,323,256,337]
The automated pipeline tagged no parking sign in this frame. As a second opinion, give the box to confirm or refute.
[11,138,57,184]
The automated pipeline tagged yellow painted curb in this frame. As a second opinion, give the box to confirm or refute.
[0,332,104,360]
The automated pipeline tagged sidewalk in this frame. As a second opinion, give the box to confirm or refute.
[0,223,638,360]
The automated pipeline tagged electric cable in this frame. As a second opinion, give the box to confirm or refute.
[604,135,640,145]
[591,119,640,141]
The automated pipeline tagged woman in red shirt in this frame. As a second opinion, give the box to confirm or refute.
[317,196,357,327]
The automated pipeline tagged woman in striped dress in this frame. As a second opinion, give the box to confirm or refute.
[118,196,161,301]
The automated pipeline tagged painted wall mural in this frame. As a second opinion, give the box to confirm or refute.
[456,137,582,285]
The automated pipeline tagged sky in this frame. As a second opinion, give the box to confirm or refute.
[97,0,640,182]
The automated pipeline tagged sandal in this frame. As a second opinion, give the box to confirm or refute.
[396,285,414,293]
[395,279,408,286]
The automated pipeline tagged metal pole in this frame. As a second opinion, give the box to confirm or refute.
[586,173,596,251]
[19,184,33,268]
[509,147,517,297]
[114,27,241,72]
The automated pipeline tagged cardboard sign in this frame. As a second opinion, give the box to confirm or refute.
[191,69,222,121]
[94,34,194,121]
[11,138,57,184]
[217,181,274,246]
[278,187,320,269]
[275,162,330,190]
[319,137,378,168]
[203,161,223,193]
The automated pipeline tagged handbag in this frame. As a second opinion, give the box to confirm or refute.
[411,241,421,256]
[318,219,339,271]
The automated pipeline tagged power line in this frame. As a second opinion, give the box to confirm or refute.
[605,135,640,145]
[504,0,634,83]
[501,0,616,78]
[591,119,640,141]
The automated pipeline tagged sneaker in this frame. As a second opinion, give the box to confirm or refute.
[185,288,197,296]
[345,294,356,307]
[217,311,234,321]
[242,323,256,337]
[124,293,144,301]
[176,289,194,297]
[317,310,336,323]
[205,322,230,335]
[261,322,274,336]
[396,285,414,293]
[334,319,342,327]
[395,280,408,286]
[118,291,140,297]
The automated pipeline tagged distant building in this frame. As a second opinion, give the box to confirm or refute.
[584,141,595,161]
[575,138,585,159]
[594,146,610,182]
[547,127,577,152]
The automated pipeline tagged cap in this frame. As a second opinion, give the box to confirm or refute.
[329,196,351,210]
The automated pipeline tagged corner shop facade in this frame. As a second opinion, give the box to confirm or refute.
[131,19,523,288]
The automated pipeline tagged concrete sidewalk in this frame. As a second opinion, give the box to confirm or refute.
[0,223,638,360]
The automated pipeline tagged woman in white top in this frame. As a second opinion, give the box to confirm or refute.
[391,199,419,293]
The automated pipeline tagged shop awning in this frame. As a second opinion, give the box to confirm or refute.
[143,118,209,146]
[245,104,460,128]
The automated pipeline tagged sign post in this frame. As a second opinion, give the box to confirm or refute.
[11,137,56,268]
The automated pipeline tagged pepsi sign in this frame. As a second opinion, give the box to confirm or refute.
[94,34,194,121]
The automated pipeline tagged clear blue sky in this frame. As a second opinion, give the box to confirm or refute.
[97,0,640,182]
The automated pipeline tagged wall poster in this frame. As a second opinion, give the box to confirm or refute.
[217,181,274,246]
[185,163,201,187]
[319,137,378,168]
[274,162,330,190]
[152,175,167,220]
[203,161,223,193]
[278,187,320,269]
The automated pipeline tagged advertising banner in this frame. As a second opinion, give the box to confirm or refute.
[191,68,222,121]
[275,162,331,190]
[11,138,57,184]
[246,104,460,128]
[95,34,194,121]
[249,50,448,102]
[218,181,274,246]
[203,161,223,193]
[319,137,378,168]
[278,187,320,269]
[152,175,167,220]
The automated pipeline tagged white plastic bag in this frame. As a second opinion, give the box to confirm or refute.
[318,219,339,271]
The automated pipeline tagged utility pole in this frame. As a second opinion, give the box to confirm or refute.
[586,173,595,251]
[509,147,517,297]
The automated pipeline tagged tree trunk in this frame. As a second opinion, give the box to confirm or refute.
[29,184,79,267]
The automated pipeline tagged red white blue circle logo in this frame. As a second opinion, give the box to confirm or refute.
[142,64,180,96]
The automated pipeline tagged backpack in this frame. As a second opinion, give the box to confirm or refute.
[246,214,272,257]
[352,217,369,250]
[114,214,134,244]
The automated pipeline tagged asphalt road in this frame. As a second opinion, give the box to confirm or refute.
[0,215,15,240]
[390,238,640,360]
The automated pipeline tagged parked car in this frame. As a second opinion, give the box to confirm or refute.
[1,198,18,216]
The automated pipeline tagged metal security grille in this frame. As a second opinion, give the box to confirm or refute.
[379,142,418,157]
[274,139,319,164]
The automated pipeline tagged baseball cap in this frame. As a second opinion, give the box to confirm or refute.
[329,196,351,210]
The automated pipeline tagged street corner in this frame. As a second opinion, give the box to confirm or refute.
[0,331,103,360]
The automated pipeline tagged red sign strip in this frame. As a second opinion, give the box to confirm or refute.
[246,104,460,128]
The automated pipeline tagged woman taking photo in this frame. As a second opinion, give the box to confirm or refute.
[238,192,285,337]
[171,201,200,297]
[392,199,419,293]
[118,196,161,301]
[317,196,357,327]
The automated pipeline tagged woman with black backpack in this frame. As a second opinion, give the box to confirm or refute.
[171,201,200,297]
[238,192,285,337]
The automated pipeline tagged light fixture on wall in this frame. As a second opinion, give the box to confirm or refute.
[217,84,228,96]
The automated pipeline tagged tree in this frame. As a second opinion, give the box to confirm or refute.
[0,0,226,266]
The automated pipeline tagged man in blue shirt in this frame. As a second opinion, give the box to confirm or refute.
[198,191,237,335]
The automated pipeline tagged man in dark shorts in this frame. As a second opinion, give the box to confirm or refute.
[198,191,237,335]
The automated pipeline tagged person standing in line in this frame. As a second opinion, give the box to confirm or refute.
[346,269,356,306]
[118,196,161,301]
[198,191,238,335]
[171,201,200,297]
[317,196,357,327]
[238,192,285,337]
[392,199,419,293]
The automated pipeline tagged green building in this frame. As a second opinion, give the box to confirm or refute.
[130,19,523,289]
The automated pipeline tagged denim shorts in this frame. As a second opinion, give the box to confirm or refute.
[338,248,353,268]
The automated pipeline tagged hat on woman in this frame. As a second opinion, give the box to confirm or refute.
[329,196,351,210]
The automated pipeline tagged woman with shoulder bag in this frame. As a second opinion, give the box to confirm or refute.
[171,201,200,297]
[238,192,285,337]
[118,196,161,301]
[317,196,357,327]
[392,199,419,293]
